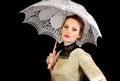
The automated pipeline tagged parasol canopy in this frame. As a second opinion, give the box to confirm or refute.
[20,0,102,47]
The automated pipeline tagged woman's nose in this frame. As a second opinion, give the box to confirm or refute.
[66,28,71,33]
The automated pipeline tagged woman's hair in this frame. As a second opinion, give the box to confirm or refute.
[62,14,85,40]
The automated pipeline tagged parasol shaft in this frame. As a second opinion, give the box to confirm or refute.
[47,12,66,69]
[47,26,61,69]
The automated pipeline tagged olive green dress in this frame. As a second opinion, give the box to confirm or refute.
[51,43,106,81]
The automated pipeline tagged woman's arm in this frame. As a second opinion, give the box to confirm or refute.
[50,69,55,81]
[46,51,57,81]
[77,49,107,81]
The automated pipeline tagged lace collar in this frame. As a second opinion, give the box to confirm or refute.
[58,42,79,59]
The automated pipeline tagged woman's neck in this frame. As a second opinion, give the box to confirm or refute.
[58,41,79,59]
[64,41,75,46]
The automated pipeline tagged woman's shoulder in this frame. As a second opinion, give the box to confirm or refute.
[73,48,86,53]
[72,48,91,57]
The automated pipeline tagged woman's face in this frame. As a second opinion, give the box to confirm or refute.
[61,18,81,46]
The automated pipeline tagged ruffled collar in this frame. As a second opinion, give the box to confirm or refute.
[58,42,79,59]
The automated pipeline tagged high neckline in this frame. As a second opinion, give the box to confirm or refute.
[64,42,77,50]
[58,42,79,59]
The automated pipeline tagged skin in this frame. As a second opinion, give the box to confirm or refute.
[61,18,81,46]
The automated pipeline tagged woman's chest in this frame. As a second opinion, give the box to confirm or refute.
[52,55,79,75]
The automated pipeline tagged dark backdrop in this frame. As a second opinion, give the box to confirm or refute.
[13,0,119,81]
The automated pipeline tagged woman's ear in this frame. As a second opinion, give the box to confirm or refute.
[77,32,83,40]
[77,32,82,39]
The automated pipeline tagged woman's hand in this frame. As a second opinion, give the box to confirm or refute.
[46,51,57,69]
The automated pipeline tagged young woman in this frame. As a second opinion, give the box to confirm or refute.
[46,14,107,81]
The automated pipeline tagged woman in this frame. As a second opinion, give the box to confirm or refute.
[46,14,107,81]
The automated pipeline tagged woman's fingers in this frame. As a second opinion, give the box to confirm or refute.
[46,53,55,66]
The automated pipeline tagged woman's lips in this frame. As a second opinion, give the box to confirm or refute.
[64,34,70,38]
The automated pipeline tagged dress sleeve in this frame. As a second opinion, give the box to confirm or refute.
[56,50,62,58]
[76,48,107,81]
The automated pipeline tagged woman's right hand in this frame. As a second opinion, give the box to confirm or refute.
[46,51,57,68]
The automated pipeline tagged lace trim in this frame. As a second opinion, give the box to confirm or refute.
[58,42,79,59]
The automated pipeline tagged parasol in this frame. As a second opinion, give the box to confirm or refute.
[20,0,102,69]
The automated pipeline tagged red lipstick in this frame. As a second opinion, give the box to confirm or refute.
[64,34,70,38]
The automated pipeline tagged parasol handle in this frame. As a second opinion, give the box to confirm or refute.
[47,63,52,69]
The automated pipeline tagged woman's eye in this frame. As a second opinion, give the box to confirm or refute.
[64,26,68,29]
[72,28,77,31]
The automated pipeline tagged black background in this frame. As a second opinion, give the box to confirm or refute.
[7,0,119,80]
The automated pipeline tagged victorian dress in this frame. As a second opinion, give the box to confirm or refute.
[51,42,106,81]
